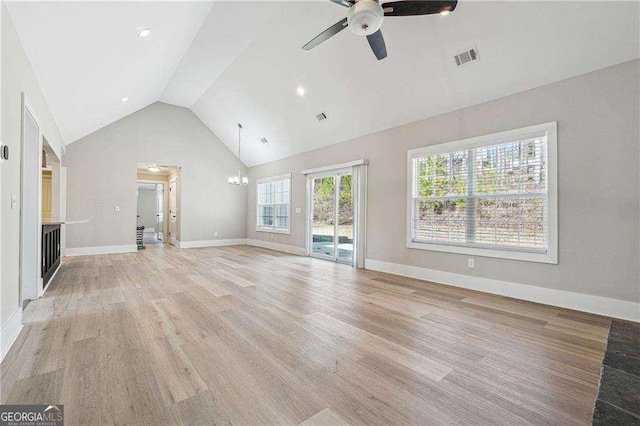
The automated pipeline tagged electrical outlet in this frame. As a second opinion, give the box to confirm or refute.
[214,232,218,237]
[114,206,120,212]
[467,258,475,269]
[11,193,17,209]
[295,207,302,214]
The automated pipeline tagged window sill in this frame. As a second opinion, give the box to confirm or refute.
[407,241,557,264]
[256,227,291,235]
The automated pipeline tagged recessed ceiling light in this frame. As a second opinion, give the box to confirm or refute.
[440,10,450,16]
[121,97,129,103]
[147,166,161,173]
[138,28,151,38]
[296,86,305,97]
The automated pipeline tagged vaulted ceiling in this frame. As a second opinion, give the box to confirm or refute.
[6,1,639,166]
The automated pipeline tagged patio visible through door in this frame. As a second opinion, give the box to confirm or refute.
[310,172,354,264]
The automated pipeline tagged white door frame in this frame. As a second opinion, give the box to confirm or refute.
[305,161,367,268]
[137,179,169,242]
[19,93,43,304]
[168,177,178,246]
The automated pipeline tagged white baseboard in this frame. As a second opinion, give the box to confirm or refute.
[246,239,306,256]
[178,238,247,249]
[365,259,640,322]
[1,307,23,362]
[66,244,137,256]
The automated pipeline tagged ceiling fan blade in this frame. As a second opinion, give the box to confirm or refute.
[302,18,349,51]
[367,29,387,60]
[328,0,353,8]
[383,0,457,16]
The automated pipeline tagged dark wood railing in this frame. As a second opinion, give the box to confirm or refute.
[42,224,61,285]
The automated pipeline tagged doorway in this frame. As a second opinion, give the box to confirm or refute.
[310,173,354,264]
[136,163,180,247]
[136,183,164,245]
[305,160,368,268]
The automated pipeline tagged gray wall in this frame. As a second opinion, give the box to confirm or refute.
[1,5,65,327]
[247,60,640,304]
[64,102,247,249]
[137,187,157,231]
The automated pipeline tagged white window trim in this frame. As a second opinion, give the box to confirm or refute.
[256,173,292,235]
[406,121,558,264]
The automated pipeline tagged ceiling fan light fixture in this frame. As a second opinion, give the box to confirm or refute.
[347,0,384,36]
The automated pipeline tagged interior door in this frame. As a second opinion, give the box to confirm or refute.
[168,179,177,245]
[309,172,353,264]
[20,106,41,303]
[156,184,164,241]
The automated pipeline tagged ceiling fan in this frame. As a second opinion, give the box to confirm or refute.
[302,0,457,60]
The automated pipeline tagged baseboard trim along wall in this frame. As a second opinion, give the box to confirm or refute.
[365,259,640,323]
[178,239,247,249]
[1,307,24,362]
[178,238,306,256]
[245,239,307,256]
[66,244,138,256]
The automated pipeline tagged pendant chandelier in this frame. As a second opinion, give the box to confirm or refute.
[228,123,249,186]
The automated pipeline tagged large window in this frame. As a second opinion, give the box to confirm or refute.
[407,122,557,263]
[257,173,291,234]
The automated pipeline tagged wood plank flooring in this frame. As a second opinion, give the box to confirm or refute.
[0,244,611,425]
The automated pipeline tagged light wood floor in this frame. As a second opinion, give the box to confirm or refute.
[1,245,611,425]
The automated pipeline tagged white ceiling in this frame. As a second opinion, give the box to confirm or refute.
[5,1,215,143]
[6,1,639,167]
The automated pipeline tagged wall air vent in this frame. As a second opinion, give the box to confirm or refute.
[260,137,268,144]
[454,47,479,67]
[316,112,328,122]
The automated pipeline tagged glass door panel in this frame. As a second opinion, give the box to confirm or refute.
[311,176,336,258]
[337,174,353,263]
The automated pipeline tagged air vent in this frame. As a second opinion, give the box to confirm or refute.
[260,137,268,144]
[454,47,479,67]
[316,112,328,122]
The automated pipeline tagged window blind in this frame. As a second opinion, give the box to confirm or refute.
[411,135,548,253]
[257,175,291,232]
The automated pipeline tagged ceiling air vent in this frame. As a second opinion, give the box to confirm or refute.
[454,47,479,67]
[316,112,328,122]
[260,137,268,144]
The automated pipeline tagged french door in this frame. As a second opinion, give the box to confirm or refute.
[309,171,354,264]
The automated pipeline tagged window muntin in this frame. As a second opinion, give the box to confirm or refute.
[257,174,291,233]
[409,124,555,261]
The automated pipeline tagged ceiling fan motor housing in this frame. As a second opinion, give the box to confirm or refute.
[347,0,384,36]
